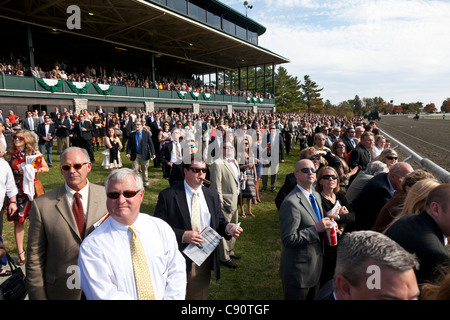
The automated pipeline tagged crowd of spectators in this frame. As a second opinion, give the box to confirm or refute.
[0,55,272,99]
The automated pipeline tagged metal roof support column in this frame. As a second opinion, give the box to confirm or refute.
[27,25,35,67]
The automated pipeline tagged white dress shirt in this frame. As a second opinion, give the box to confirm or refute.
[78,213,186,300]
[65,181,90,220]
[183,181,211,233]
[0,158,18,206]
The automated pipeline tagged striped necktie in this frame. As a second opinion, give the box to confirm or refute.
[129,225,155,300]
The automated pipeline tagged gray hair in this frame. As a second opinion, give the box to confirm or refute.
[364,161,388,175]
[334,231,418,288]
[105,168,144,193]
[61,147,90,163]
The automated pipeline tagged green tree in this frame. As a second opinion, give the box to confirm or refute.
[274,66,304,112]
[300,75,323,114]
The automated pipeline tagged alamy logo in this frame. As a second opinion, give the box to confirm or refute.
[366,265,381,290]
[66,5,81,30]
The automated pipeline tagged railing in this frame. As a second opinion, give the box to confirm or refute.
[0,74,275,106]
[379,128,450,183]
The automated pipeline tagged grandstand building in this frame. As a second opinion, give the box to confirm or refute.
[0,0,289,117]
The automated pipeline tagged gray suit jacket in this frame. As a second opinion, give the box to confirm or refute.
[279,186,324,289]
[209,158,239,216]
[26,183,108,300]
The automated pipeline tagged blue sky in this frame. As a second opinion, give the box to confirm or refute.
[221,0,450,109]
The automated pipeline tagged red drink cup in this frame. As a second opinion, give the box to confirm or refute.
[326,221,338,246]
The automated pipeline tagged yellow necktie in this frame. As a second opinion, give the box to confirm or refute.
[129,225,155,300]
[191,191,201,232]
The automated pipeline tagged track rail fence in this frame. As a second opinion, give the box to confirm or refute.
[379,129,450,183]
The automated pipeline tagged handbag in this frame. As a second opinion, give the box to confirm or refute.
[0,253,27,300]
[34,179,45,197]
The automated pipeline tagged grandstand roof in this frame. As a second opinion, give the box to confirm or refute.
[0,0,289,74]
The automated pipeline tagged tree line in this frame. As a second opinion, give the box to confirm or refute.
[275,66,450,116]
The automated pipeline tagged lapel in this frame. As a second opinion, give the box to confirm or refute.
[174,183,192,229]
[295,188,321,223]
[85,184,106,236]
[222,159,239,185]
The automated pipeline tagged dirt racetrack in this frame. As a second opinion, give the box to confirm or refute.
[376,115,450,173]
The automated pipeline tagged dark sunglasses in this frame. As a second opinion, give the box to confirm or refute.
[321,174,338,180]
[190,167,207,174]
[107,190,141,199]
[60,162,89,171]
[337,145,346,148]
[13,135,25,141]
[309,156,320,161]
[298,168,317,174]
[387,156,398,160]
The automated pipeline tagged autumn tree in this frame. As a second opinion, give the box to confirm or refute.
[424,103,437,113]
[441,99,450,113]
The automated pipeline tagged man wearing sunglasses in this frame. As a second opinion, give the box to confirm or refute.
[126,121,156,188]
[279,159,334,300]
[27,147,108,300]
[154,154,242,300]
[78,168,186,299]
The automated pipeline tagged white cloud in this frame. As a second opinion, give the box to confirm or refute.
[223,0,450,105]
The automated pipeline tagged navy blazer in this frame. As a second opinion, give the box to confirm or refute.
[154,182,231,281]
[126,129,155,161]
[36,123,56,145]
[349,172,392,231]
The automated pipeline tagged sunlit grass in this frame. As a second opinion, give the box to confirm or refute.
[2,143,301,300]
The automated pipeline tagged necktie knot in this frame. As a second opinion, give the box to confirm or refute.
[74,192,81,200]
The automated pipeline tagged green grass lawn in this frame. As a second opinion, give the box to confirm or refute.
[2,144,300,300]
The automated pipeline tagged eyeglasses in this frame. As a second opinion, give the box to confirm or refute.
[337,145,346,148]
[60,162,89,171]
[298,167,317,174]
[348,131,355,133]
[309,156,320,161]
[190,167,207,174]
[107,190,141,199]
[13,135,25,141]
[386,156,398,160]
[321,174,338,180]
[187,144,196,148]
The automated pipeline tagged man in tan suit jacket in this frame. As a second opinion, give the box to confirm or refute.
[209,142,241,268]
[26,147,108,300]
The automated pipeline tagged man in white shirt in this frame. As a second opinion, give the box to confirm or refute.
[78,168,186,300]
[0,158,18,238]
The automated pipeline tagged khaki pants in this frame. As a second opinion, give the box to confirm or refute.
[132,154,149,186]
[185,258,212,300]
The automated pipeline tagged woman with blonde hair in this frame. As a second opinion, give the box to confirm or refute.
[375,148,398,170]
[398,178,440,218]
[4,129,49,265]
[383,178,440,233]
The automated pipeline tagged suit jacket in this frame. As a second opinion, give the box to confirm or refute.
[36,123,56,145]
[55,118,71,137]
[209,158,239,216]
[349,173,392,231]
[266,134,285,162]
[347,144,371,171]
[343,137,356,153]
[126,129,155,161]
[385,211,450,284]
[279,186,324,289]
[26,183,108,300]
[74,120,94,141]
[153,182,231,281]
[121,118,133,138]
[22,117,38,132]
